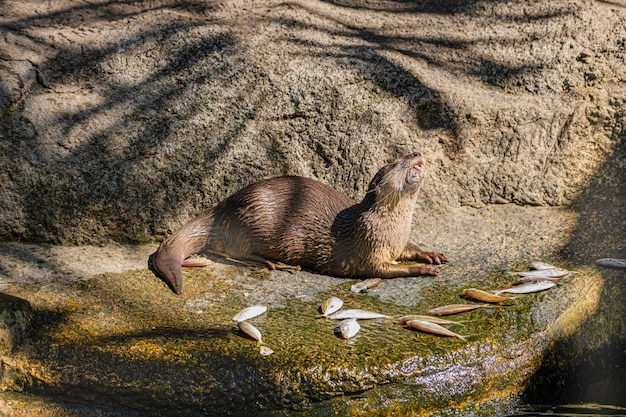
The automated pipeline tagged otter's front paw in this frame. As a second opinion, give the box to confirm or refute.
[423,266,439,276]
[407,264,439,276]
[419,251,448,265]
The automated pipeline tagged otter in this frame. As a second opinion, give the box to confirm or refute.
[153,152,447,294]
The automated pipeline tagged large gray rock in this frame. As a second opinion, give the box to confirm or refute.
[0,243,605,416]
[0,0,625,244]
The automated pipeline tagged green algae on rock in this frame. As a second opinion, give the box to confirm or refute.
[0,261,604,416]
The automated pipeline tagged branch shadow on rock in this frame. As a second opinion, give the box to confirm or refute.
[0,0,269,244]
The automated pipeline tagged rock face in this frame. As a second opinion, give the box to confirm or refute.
[0,0,625,244]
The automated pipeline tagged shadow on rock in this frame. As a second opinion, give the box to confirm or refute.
[524,128,626,405]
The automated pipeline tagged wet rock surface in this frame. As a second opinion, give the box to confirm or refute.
[0,203,611,416]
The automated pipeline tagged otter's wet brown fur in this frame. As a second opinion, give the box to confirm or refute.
[152,153,447,294]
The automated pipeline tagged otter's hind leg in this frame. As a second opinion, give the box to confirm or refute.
[244,254,301,271]
[398,242,448,265]
[376,261,439,278]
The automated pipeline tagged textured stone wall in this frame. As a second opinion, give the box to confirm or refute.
[1,0,624,244]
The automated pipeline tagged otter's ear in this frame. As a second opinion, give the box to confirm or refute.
[367,170,384,193]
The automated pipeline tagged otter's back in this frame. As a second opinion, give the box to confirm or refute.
[208,176,355,268]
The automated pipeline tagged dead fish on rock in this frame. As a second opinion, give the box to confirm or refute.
[494,280,556,295]
[595,258,626,269]
[232,305,267,322]
[463,288,512,303]
[351,278,382,294]
[516,275,564,284]
[259,345,275,356]
[237,321,275,355]
[427,304,486,316]
[508,268,569,279]
[336,318,361,339]
[181,255,212,267]
[397,315,465,326]
[320,297,343,316]
[530,261,558,270]
[406,319,469,342]
[328,309,388,320]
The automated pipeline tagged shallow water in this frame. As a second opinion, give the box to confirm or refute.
[510,403,626,416]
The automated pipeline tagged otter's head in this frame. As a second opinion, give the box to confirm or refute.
[366,152,426,206]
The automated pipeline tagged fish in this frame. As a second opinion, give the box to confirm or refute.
[515,275,563,284]
[238,321,264,346]
[595,258,626,269]
[397,315,465,326]
[427,304,485,316]
[337,318,361,339]
[351,278,383,293]
[494,280,556,295]
[328,309,388,320]
[406,319,469,342]
[508,268,569,279]
[463,288,511,303]
[181,255,212,267]
[320,297,344,316]
[259,345,275,356]
[238,322,274,355]
[531,261,557,270]
[232,305,267,322]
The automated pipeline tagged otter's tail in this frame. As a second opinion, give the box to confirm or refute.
[152,213,213,294]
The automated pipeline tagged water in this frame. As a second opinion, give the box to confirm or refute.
[509,268,626,417]
[510,403,626,416]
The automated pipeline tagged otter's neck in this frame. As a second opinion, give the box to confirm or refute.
[359,191,419,224]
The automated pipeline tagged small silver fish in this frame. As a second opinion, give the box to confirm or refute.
[351,278,382,294]
[238,322,274,355]
[397,315,465,326]
[328,309,388,320]
[181,255,212,267]
[238,321,264,346]
[516,275,563,284]
[463,288,511,303]
[427,304,485,316]
[595,258,626,269]
[320,297,344,316]
[531,261,557,270]
[494,280,556,295]
[259,345,275,356]
[406,319,469,342]
[232,305,267,322]
[509,268,569,279]
[337,318,361,339]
